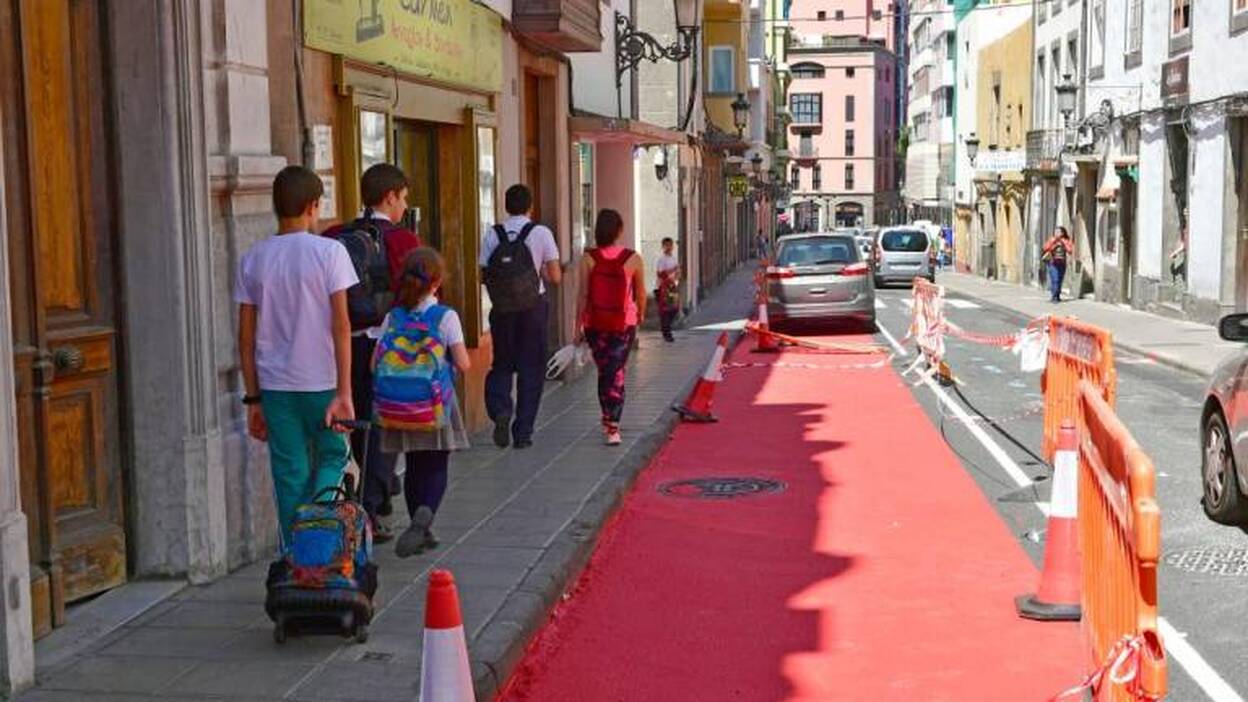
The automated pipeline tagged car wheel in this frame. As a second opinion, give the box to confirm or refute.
[1202,410,1248,524]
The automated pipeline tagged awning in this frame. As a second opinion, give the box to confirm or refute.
[569,116,687,145]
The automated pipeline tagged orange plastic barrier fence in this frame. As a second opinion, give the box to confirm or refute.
[1076,380,1166,701]
[909,278,945,365]
[1043,317,1116,460]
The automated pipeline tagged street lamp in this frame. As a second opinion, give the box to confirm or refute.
[964,133,980,166]
[731,93,751,138]
[615,0,701,130]
[653,147,669,181]
[750,152,764,176]
[1056,74,1078,126]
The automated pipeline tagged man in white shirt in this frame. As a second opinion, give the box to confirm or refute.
[654,237,680,342]
[479,184,562,449]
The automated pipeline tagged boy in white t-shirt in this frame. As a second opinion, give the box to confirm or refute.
[235,166,358,547]
[654,237,680,342]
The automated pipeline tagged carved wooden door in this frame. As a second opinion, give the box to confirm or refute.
[2,0,127,636]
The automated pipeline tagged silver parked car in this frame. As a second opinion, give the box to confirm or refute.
[1202,314,1248,523]
[765,233,875,329]
[873,226,937,287]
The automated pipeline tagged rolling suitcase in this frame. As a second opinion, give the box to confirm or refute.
[265,419,378,644]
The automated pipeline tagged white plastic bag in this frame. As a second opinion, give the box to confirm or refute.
[1014,329,1049,373]
[546,343,593,380]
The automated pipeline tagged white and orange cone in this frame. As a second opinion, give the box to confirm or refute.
[754,300,780,353]
[1016,420,1082,621]
[419,570,474,701]
[673,332,728,423]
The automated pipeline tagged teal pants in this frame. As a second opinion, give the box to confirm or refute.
[261,390,350,548]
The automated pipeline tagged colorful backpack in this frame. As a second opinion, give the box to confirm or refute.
[373,305,455,431]
[587,248,634,333]
[282,492,374,590]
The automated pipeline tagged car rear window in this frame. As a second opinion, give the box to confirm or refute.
[777,237,858,266]
[880,230,929,252]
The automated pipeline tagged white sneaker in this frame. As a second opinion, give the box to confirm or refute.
[605,430,622,446]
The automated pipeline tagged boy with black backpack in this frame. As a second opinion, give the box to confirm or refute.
[480,184,562,449]
[323,164,421,541]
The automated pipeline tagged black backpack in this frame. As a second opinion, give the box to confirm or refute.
[335,213,393,330]
[484,222,541,313]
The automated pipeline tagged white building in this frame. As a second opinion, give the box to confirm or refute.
[903,0,955,224]
[1079,0,1248,324]
[1023,0,1089,293]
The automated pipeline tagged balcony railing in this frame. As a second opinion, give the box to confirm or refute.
[1026,129,1065,171]
[512,0,602,52]
[793,144,819,163]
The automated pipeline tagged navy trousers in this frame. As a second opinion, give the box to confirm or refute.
[485,298,548,442]
[1047,261,1066,301]
[350,335,398,518]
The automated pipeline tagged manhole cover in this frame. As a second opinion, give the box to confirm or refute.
[1164,547,1248,576]
[658,477,785,499]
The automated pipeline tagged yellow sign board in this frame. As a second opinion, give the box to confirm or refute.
[304,0,503,94]
[728,175,750,198]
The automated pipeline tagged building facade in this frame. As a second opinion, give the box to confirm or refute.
[1079,0,1248,324]
[904,0,956,225]
[952,0,1030,273]
[971,20,1032,283]
[786,0,901,230]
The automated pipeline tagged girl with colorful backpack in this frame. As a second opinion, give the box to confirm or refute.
[371,247,471,557]
[576,209,647,446]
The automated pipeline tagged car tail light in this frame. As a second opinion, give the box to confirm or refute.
[841,262,869,277]
[766,266,795,279]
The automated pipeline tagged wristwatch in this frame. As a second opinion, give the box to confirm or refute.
[242,394,262,406]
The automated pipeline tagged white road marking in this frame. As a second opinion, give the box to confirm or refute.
[876,320,1244,702]
[874,298,886,310]
[1158,619,1245,702]
[947,299,981,309]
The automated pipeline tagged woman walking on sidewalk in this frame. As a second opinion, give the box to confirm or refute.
[1041,226,1073,302]
[577,209,647,446]
[372,248,471,557]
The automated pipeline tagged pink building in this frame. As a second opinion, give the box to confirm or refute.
[786,0,900,229]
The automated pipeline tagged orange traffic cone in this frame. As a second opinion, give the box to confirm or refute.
[754,300,780,353]
[1016,420,1082,621]
[673,332,728,423]
[420,570,474,701]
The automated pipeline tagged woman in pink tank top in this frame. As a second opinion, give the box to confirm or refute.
[576,209,647,445]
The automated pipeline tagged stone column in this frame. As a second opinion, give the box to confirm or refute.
[202,0,287,565]
[0,76,35,695]
[107,0,229,582]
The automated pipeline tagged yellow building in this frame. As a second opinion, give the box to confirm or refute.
[972,22,1031,283]
[704,0,748,134]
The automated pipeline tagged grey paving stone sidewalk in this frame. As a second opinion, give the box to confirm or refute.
[15,266,756,702]
[937,271,1237,378]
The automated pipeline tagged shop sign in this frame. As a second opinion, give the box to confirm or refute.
[304,0,503,93]
[974,149,1025,173]
[728,175,750,198]
[1162,56,1189,101]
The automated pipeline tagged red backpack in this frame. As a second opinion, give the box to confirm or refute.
[586,248,634,333]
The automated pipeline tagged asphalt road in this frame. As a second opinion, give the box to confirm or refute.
[869,286,1243,702]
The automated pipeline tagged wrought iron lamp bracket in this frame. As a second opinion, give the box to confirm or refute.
[615,13,698,88]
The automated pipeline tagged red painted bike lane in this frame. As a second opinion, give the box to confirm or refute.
[498,336,1083,701]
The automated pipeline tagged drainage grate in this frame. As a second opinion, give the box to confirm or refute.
[1164,547,1248,576]
[658,477,786,499]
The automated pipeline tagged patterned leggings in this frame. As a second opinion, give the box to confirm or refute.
[585,327,637,429]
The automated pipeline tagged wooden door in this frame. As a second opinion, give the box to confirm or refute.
[1,0,127,637]
[523,73,543,222]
